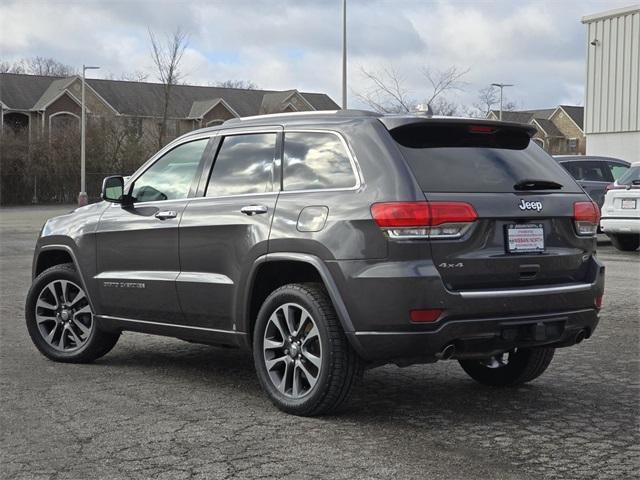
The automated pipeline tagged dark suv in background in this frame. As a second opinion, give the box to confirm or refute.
[26,111,604,416]
[555,155,630,207]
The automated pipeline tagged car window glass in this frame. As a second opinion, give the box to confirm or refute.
[568,161,610,182]
[608,164,629,181]
[617,166,640,185]
[283,132,356,191]
[131,139,208,203]
[206,133,276,197]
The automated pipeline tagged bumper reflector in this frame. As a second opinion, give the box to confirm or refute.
[410,309,443,323]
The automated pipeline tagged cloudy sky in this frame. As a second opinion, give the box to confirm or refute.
[0,0,633,111]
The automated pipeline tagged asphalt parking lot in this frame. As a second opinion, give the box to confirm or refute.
[1,205,638,480]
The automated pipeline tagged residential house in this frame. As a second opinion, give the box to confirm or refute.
[487,105,585,155]
[0,73,340,142]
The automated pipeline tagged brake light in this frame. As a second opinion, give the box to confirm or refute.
[371,201,477,239]
[573,201,600,236]
[469,125,496,134]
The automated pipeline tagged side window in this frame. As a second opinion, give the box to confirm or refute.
[571,161,610,182]
[283,132,357,191]
[131,139,209,203]
[607,163,629,181]
[206,133,276,197]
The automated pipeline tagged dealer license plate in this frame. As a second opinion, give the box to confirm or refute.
[506,224,545,253]
[621,199,637,209]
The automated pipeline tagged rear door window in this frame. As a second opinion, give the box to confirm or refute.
[606,162,629,181]
[390,124,581,193]
[206,133,277,197]
[283,131,357,191]
[617,166,640,186]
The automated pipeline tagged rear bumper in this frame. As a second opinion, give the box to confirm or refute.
[329,255,605,364]
[600,217,640,234]
[347,308,599,364]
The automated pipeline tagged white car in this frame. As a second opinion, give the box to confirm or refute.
[600,162,640,251]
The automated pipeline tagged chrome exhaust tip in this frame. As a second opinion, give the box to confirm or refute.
[436,343,456,360]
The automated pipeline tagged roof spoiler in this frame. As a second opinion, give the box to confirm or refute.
[378,116,538,138]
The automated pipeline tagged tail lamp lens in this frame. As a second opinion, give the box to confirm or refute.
[595,295,603,309]
[371,201,477,239]
[573,201,600,236]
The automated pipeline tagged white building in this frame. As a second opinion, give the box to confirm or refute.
[582,5,640,161]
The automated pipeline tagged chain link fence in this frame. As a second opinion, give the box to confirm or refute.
[0,173,121,205]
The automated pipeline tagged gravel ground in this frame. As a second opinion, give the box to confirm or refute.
[1,205,638,480]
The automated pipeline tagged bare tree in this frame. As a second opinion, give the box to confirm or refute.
[357,64,468,115]
[213,79,258,90]
[356,66,415,113]
[149,27,189,148]
[105,71,150,82]
[0,57,75,76]
[473,85,517,118]
[421,65,468,106]
[24,57,76,76]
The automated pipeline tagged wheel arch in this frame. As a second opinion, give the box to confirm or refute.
[240,253,356,347]
[34,244,96,312]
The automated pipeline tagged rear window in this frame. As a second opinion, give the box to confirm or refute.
[617,166,640,186]
[562,161,612,182]
[391,124,582,193]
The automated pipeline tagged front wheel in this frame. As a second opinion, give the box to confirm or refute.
[253,283,362,416]
[609,233,640,252]
[458,347,555,387]
[25,263,120,363]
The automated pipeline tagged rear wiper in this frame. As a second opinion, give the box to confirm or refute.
[514,179,563,191]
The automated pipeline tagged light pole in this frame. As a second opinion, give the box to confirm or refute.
[341,0,347,109]
[491,83,513,120]
[79,64,100,206]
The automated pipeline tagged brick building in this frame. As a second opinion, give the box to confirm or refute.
[487,105,585,155]
[0,73,339,142]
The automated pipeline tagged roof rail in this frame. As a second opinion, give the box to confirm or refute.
[223,109,382,125]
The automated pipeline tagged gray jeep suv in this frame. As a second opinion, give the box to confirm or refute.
[26,110,605,416]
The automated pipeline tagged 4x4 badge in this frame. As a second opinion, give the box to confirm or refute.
[518,199,543,212]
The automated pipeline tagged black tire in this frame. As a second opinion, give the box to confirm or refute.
[609,233,640,252]
[25,263,120,363]
[458,347,555,387]
[253,283,362,416]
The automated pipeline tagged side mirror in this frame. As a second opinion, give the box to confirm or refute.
[101,176,126,203]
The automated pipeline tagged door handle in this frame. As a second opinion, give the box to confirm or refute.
[155,210,177,220]
[240,205,268,216]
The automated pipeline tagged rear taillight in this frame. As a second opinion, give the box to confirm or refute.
[371,201,477,239]
[573,201,600,236]
[605,183,625,192]
[595,295,603,309]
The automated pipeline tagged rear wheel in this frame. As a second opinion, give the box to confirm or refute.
[609,233,640,251]
[26,263,120,363]
[253,283,362,416]
[458,347,554,386]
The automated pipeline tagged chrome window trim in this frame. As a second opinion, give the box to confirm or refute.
[111,127,364,206]
[280,129,363,194]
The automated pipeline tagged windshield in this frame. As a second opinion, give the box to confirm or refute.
[391,125,582,193]
[617,166,640,186]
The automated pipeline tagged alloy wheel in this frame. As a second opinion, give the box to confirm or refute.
[35,279,93,352]
[263,302,322,399]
